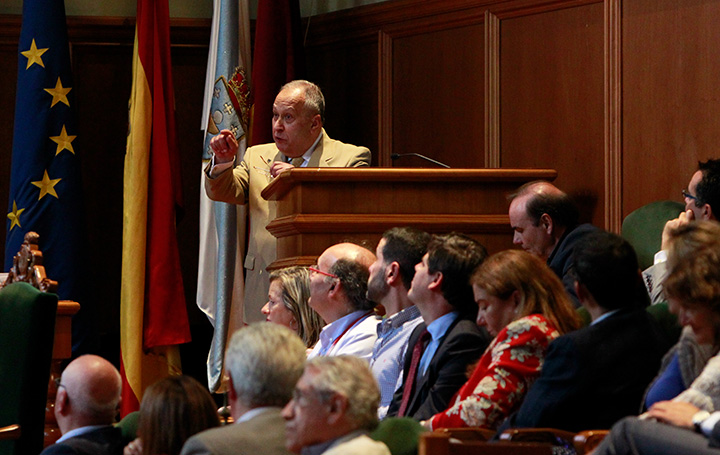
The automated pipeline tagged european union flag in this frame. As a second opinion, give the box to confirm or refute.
[4,0,88,353]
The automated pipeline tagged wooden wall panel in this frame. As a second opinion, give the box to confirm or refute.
[622,0,720,215]
[499,3,605,226]
[391,24,485,169]
[306,41,379,165]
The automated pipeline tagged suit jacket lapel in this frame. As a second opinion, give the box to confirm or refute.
[307,129,331,167]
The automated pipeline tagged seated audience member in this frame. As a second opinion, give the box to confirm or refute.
[594,222,720,455]
[425,250,581,430]
[124,376,219,455]
[282,355,390,455]
[307,242,379,361]
[181,323,306,455]
[367,227,431,418]
[499,231,667,432]
[644,159,720,304]
[386,233,492,420]
[41,355,128,455]
[508,180,599,306]
[644,221,720,409]
[263,266,325,348]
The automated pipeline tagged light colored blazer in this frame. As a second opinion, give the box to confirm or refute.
[204,130,371,322]
[180,408,292,455]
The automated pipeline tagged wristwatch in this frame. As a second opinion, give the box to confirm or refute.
[692,410,711,433]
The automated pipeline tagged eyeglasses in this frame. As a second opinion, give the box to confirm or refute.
[308,265,338,279]
[53,377,65,390]
[682,189,699,202]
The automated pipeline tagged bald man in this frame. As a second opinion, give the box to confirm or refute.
[41,355,127,455]
[307,243,379,361]
[508,180,598,306]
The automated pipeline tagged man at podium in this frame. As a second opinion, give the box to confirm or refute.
[205,80,371,322]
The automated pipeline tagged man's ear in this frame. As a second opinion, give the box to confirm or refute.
[574,281,588,302]
[386,262,401,286]
[540,213,553,234]
[428,271,443,291]
[703,203,713,221]
[310,114,322,132]
[326,393,348,425]
[55,387,69,416]
[328,280,342,298]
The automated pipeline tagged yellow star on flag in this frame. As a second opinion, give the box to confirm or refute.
[31,170,62,200]
[7,200,25,231]
[21,39,48,69]
[44,78,71,107]
[50,125,76,155]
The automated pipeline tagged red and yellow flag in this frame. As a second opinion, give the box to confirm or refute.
[120,0,191,416]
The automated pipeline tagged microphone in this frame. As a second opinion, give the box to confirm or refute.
[391,153,450,168]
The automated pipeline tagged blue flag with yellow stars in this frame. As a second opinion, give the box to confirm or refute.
[5,0,89,353]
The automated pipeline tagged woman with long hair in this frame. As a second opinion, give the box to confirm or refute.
[425,249,581,429]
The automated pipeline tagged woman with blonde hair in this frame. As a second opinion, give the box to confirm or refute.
[425,249,581,430]
[262,266,325,348]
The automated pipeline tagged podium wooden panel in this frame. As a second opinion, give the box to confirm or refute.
[262,168,557,269]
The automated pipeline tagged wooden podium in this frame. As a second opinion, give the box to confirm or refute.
[262,168,557,269]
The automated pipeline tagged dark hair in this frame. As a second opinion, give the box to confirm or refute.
[696,159,720,213]
[427,233,488,316]
[138,375,220,455]
[510,181,579,228]
[572,231,641,310]
[381,227,432,289]
[330,259,374,312]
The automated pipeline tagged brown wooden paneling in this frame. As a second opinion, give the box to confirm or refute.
[306,40,379,165]
[622,0,720,215]
[499,3,605,226]
[391,24,485,169]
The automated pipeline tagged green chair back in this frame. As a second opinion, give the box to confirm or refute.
[371,417,427,455]
[621,200,684,270]
[0,282,58,455]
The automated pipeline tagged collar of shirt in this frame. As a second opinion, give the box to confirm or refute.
[286,131,323,166]
[56,425,109,443]
[377,305,422,335]
[315,310,372,356]
[301,430,368,455]
[591,308,621,326]
[235,406,279,424]
[418,311,460,377]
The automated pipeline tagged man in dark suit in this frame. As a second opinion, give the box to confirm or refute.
[181,323,306,455]
[41,355,128,455]
[508,180,599,306]
[499,231,668,432]
[386,233,491,421]
[594,402,720,455]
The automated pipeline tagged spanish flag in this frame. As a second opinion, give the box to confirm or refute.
[120,0,191,416]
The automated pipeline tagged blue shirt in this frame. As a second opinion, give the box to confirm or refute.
[370,305,423,418]
[418,311,460,378]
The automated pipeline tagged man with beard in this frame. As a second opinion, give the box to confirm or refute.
[367,227,431,418]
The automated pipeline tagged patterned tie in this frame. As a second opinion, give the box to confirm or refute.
[397,328,431,417]
[290,156,304,167]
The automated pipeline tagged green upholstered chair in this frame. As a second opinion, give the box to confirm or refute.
[621,200,684,271]
[371,417,426,455]
[0,282,58,455]
[115,411,140,441]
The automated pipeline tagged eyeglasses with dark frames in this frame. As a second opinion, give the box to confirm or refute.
[682,189,699,202]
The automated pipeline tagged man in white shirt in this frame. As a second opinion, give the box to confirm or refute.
[306,242,379,361]
[181,323,306,455]
[644,159,720,304]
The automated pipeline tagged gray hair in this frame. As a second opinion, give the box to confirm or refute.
[280,80,325,124]
[328,259,374,312]
[226,323,306,408]
[269,266,325,348]
[305,356,380,431]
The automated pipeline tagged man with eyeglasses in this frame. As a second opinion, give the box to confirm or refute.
[41,355,128,455]
[282,356,390,455]
[306,242,379,361]
[644,158,720,304]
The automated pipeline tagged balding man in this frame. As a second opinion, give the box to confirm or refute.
[41,355,127,455]
[206,80,371,322]
[508,181,598,306]
[307,242,379,361]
